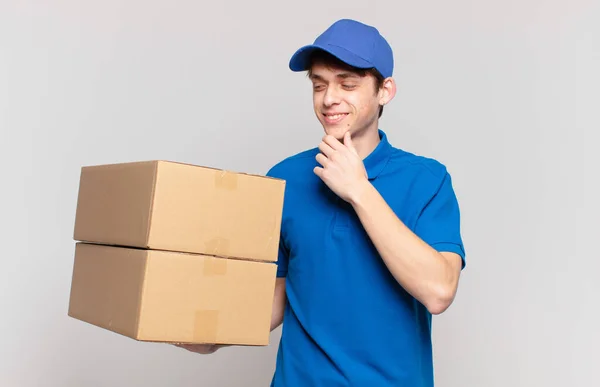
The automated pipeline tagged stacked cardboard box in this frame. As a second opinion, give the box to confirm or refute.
[67,160,285,346]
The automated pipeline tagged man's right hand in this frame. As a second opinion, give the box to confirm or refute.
[174,343,227,354]
[172,278,286,356]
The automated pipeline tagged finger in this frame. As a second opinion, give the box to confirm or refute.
[313,166,324,178]
[318,141,335,157]
[323,134,344,151]
[343,132,357,155]
[315,153,328,167]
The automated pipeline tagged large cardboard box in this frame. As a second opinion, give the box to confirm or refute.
[68,243,277,345]
[73,160,285,263]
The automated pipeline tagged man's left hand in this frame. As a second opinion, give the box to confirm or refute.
[314,131,370,204]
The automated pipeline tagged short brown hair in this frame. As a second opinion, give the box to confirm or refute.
[307,50,386,118]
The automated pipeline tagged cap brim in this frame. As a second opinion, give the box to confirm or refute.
[289,44,374,72]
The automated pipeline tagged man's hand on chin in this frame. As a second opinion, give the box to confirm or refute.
[314,131,369,204]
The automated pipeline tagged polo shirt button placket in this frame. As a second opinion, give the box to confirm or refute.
[333,196,350,231]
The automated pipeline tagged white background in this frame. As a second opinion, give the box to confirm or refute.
[1,1,598,386]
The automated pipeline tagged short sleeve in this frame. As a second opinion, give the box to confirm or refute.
[414,172,466,269]
[266,164,289,277]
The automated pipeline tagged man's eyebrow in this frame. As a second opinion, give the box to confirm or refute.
[309,72,361,81]
[336,72,360,79]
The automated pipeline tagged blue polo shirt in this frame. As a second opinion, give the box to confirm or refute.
[266,129,466,387]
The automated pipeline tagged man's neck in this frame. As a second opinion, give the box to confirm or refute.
[353,127,381,160]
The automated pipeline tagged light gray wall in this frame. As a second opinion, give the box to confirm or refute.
[1,1,598,386]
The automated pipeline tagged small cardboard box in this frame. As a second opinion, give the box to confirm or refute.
[73,160,285,263]
[68,243,277,345]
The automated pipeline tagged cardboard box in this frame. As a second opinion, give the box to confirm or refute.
[73,160,285,263]
[68,243,277,345]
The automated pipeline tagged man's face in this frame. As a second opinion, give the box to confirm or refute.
[309,63,382,140]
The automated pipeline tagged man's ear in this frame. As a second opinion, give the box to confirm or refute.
[379,77,397,106]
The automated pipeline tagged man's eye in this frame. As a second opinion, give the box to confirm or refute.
[313,85,325,91]
[342,84,357,89]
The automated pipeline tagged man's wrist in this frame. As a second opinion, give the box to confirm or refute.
[349,179,373,207]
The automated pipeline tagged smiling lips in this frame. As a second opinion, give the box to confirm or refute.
[323,112,349,124]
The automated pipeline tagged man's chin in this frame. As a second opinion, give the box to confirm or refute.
[323,125,350,140]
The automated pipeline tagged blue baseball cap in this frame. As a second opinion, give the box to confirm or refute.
[289,19,394,78]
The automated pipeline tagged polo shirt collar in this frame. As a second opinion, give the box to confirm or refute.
[363,129,393,180]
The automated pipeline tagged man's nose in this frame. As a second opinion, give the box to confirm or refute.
[323,86,341,106]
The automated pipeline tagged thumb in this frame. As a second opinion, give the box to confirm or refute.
[344,131,357,154]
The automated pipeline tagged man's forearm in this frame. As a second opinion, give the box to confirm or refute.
[349,181,462,315]
[270,278,287,330]
[271,316,284,331]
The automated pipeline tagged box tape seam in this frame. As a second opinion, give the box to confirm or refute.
[214,170,237,190]
[204,237,230,257]
[203,256,228,276]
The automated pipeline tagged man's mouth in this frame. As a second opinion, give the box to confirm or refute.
[323,113,349,124]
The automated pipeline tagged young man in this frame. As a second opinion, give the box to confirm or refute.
[179,19,466,387]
